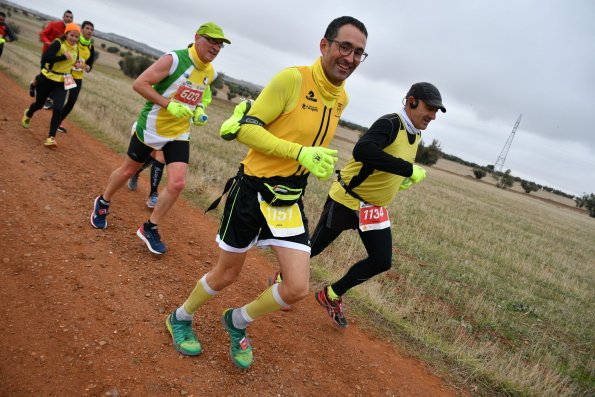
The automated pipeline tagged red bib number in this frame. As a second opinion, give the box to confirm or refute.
[359,203,390,231]
[173,84,204,107]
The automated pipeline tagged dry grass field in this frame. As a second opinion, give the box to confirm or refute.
[2,9,594,397]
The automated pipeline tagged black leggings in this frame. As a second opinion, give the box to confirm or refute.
[310,198,393,296]
[26,74,67,138]
[61,79,82,122]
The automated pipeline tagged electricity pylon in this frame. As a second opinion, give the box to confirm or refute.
[494,113,522,173]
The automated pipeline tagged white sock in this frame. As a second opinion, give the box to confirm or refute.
[231,308,251,329]
[175,306,193,321]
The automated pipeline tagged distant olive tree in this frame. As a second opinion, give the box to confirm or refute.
[473,168,487,179]
[496,169,514,189]
[8,23,19,35]
[118,55,153,78]
[415,139,442,166]
[521,180,539,194]
[211,74,224,89]
[575,193,595,217]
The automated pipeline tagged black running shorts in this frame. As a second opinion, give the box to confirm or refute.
[127,133,189,165]
[216,176,310,252]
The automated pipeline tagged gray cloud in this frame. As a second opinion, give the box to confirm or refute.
[12,0,595,195]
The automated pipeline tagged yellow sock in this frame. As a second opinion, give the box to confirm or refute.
[244,284,288,320]
[183,274,217,314]
[327,285,340,300]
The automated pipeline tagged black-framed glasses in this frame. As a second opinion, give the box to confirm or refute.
[201,35,225,48]
[326,39,368,62]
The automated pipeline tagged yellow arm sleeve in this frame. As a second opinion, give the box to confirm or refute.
[237,125,302,159]
[202,84,212,109]
[236,67,303,159]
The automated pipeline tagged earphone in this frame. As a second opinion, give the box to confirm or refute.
[402,97,418,109]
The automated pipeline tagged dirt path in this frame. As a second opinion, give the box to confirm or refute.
[0,71,467,397]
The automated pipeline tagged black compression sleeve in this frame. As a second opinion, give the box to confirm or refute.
[41,40,66,64]
[352,115,414,177]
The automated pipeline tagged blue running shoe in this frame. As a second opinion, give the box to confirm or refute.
[221,309,253,369]
[90,196,109,229]
[136,223,167,254]
[146,192,158,208]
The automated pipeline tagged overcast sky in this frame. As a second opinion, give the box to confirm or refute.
[9,0,595,196]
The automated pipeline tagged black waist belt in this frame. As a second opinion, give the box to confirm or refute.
[42,68,69,76]
[336,171,366,203]
[205,165,309,212]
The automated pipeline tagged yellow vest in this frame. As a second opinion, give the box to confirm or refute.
[41,39,78,82]
[242,65,347,178]
[329,115,421,210]
[72,41,92,80]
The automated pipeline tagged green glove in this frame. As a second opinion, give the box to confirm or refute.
[166,102,193,118]
[0,38,5,45]
[193,105,208,126]
[220,100,251,140]
[409,165,427,183]
[399,178,412,191]
[297,146,338,179]
[317,164,335,181]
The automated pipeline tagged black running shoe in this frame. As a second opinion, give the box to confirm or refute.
[43,98,53,110]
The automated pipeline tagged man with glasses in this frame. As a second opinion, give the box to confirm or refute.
[164,16,368,369]
[90,22,229,256]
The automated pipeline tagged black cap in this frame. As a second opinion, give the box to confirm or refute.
[407,82,446,113]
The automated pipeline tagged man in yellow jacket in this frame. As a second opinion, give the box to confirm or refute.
[165,16,369,369]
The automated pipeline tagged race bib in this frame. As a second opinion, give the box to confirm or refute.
[258,193,305,237]
[359,202,390,231]
[172,82,204,108]
[63,74,77,90]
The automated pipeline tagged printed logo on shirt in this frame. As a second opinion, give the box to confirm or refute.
[335,102,344,117]
[301,103,318,112]
[305,90,317,102]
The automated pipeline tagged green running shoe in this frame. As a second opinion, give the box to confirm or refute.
[22,109,31,128]
[165,311,202,356]
[221,309,253,369]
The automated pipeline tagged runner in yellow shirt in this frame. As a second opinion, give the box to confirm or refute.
[22,22,80,148]
[165,16,368,369]
[278,82,446,328]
